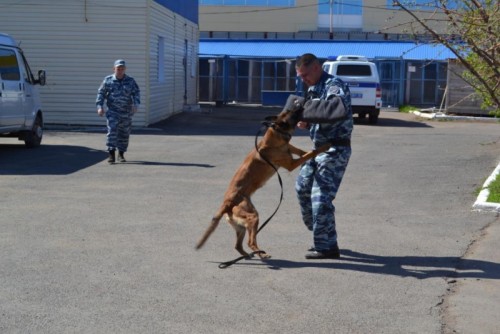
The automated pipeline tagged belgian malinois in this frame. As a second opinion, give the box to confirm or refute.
[195,96,330,259]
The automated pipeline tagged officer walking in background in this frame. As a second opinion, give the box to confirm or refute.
[96,59,140,164]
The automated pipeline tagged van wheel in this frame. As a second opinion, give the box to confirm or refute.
[368,112,379,124]
[358,112,367,119]
[24,114,43,148]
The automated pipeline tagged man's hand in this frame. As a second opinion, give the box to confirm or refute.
[297,121,309,129]
[97,107,104,116]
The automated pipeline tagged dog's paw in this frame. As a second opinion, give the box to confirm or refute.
[258,252,271,259]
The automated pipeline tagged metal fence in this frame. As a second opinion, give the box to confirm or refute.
[199,56,448,108]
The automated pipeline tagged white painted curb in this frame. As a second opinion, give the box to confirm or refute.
[473,162,500,213]
[412,111,500,122]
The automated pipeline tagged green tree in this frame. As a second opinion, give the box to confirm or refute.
[392,0,499,116]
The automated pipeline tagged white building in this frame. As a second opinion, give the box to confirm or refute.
[0,0,199,127]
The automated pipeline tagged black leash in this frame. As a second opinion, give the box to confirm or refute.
[218,124,284,269]
[218,250,266,269]
[255,123,284,234]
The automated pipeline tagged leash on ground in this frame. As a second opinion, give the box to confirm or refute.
[218,123,284,269]
[218,250,267,269]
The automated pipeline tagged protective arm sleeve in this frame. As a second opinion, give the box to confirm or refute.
[300,97,347,123]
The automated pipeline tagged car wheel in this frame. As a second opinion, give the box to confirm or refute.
[24,114,43,148]
[358,112,367,119]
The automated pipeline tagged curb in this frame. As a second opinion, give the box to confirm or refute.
[473,162,500,213]
[411,111,500,122]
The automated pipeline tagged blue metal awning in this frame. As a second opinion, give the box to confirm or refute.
[199,39,457,60]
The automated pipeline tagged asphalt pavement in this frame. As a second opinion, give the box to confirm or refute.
[1,106,499,333]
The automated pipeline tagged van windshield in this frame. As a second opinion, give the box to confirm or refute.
[0,48,21,81]
[336,64,372,76]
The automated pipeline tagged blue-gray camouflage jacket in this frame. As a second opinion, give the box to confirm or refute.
[96,74,140,113]
[305,71,353,150]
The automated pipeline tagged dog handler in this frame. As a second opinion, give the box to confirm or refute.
[295,53,353,259]
[96,59,140,164]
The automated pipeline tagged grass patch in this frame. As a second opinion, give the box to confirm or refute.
[399,105,419,113]
[486,172,500,203]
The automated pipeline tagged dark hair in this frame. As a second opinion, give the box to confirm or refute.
[296,53,319,68]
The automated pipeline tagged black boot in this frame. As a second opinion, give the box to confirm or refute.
[108,150,116,164]
[305,244,340,259]
[118,151,126,163]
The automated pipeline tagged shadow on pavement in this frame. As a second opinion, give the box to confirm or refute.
[219,249,500,280]
[0,144,216,175]
[0,144,105,175]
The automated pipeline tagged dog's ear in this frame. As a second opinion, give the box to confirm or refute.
[262,116,277,127]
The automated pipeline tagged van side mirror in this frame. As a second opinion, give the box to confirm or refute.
[37,70,46,86]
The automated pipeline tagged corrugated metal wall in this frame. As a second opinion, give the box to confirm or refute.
[0,0,199,127]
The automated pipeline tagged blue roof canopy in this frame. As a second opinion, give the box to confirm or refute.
[199,40,457,60]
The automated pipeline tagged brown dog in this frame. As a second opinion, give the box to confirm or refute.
[195,97,330,259]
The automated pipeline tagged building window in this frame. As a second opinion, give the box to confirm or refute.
[200,0,295,6]
[317,0,363,30]
[318,0,362,15]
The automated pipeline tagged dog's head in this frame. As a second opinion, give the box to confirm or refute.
[262,95,305,136]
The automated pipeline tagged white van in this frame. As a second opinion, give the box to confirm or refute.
[322,55,382,124]
[0,33,46,147]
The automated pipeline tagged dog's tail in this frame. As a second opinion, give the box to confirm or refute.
[195,213,223,250]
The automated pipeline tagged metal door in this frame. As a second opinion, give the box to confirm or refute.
[378,60,400,107]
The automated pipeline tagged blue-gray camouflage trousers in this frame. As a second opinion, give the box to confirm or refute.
[106,109,132,152]
[295,147,351,252]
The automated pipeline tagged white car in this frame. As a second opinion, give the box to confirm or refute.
[322,55,382,124]
[0,33,46,147]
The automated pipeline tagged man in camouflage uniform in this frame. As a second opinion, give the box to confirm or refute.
[96,59,140,164]
[295,53,353,259]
